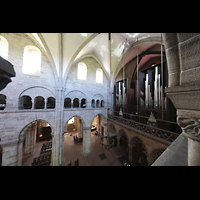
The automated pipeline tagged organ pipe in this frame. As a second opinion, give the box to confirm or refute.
[143,66,165,110]
[116,79,127,107]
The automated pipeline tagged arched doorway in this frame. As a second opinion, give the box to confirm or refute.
[108,123,117,148]
[91,114,104,137]
[18,120,52,166]
[91,114,107,149]
[118,129,129,164]
[131,137,148,166]
[63,116,84,165]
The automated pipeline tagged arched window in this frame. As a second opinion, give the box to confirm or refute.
[22,45,41,76]
[77,62,87,80]
[101,100,104,107]
[81,98,86,108]
[64,98,71,108]
[91,99,95,108]
[34,96,45,109]
[73,98,79,108]
[96,99,100,108]
[47,97,55,109]
[19,95,32,110]
[96,68,103,83]
[0,94,6,110]
[0,36,8,60]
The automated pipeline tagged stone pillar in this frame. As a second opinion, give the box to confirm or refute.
[163,33,200,166]
[45,98,48,109]
[0,139,19,166]
[71,100,73,108]
[177,110,200,166]
[33,123,37,152]
[52,87,65,166]
[24,127,31,156]
[78,119,83,139]
[31,99,34,110]
[17,136,24,166]
[128,144,133,164]
[188,138,200,166]
[82,127,92,156]
[79,99,81,108]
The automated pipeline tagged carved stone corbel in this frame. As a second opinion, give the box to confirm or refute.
[177,116,200,141]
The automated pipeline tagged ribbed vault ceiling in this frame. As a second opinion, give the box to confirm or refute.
[26,33,163,83]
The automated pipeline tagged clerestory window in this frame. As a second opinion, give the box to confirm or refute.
[22,45,41,76]
[96,68,103,83]
[77,62,87,80]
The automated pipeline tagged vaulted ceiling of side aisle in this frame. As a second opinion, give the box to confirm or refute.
[27,33,162,80]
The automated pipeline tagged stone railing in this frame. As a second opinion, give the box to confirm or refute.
[108,114,180,145]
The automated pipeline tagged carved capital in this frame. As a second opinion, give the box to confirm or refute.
[177,116,200,141]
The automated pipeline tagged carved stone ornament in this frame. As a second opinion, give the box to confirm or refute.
[177,117,200,141]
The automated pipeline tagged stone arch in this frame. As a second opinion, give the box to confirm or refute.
[63,115,86,135]
[47,97,55,109]
[65,90,86,100]
[73,98,79,108]
[19,118,54,140]
[18,113,54,139]
[17,118,54,166]
[89,113,107,128]
[18,95,32,110]
[34,96,45,109]
[92,94,104,101]
[130,136,148,166]
[118,129,129,143]
[130,136,147,153]
[64,97,71,108]
[19,86,55,100]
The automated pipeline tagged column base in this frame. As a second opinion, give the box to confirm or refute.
[82,150,92,157]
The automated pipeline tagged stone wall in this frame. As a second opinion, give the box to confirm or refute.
[0,33,110,165]
[156,33,200,166]
[65,57,109,108]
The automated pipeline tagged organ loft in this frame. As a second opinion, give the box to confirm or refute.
[0,33,200,166]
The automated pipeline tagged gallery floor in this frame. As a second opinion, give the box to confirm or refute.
[64,131,124,166]
[22,131,126,166]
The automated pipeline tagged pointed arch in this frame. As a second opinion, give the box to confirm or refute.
[63,115,86,135]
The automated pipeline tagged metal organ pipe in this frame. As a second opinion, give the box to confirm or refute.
[161,34,164,119]
[154,66,158,109]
